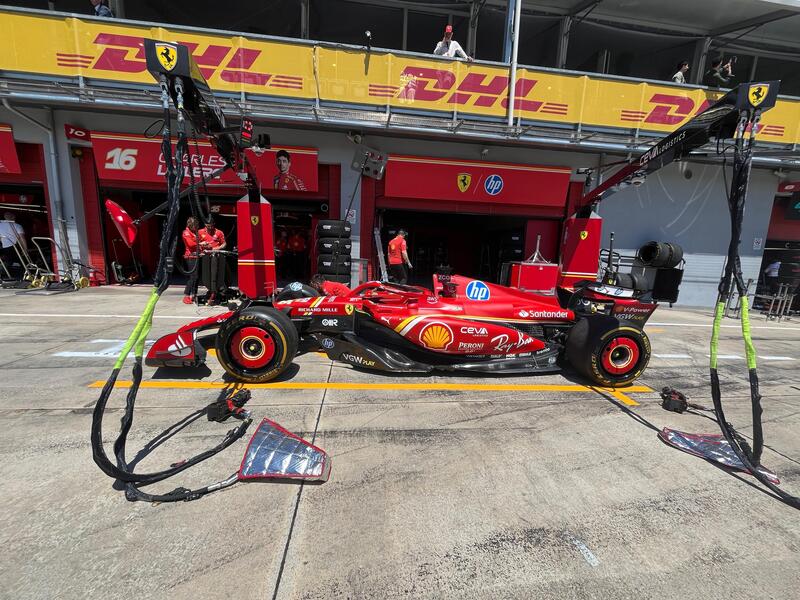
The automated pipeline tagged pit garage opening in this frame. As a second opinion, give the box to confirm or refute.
[379,209,561,286]
[75,130,339,286]
[363,154,572,285]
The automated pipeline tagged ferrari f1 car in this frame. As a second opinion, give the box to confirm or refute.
[147,271,661,387]
[113,40,771,390]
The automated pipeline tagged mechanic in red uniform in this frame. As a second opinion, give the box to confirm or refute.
[198,219,227,305]
[387,229,412,284]
[273,150,307,191]
[199,219,226,251]
[181,216,200,304]
[311,273,351,296]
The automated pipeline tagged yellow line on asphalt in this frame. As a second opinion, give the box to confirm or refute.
[88,380,650,397]
[607,389,639,406]
[645,327,665,333]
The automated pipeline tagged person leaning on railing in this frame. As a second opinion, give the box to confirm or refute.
[433,25,473,62]
[89,0,114,18]
[704,58,734,88]
[672,60,689,84]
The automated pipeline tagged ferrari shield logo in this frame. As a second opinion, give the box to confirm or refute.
[580,230,588,240]
[156,43,178,71]
[345,304,354,315]
[457,173,472,193]
[748,84,769,108]
[250,216,259,226]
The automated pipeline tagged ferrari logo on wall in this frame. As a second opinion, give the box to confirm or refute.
[457,173,472,193]
[155,43,177,71]
[748,84,769,108]
[250,216,259,226]
[580,230,588,240]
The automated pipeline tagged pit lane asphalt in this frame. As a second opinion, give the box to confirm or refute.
[1,285,798,600]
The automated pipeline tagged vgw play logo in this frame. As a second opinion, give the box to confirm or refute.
[465,280,491,301]
[484,174,504,196]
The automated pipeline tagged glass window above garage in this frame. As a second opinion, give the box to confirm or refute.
[310,0,402,49]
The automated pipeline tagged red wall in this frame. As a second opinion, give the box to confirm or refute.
[0,143,57,272]
[768,196,800,242]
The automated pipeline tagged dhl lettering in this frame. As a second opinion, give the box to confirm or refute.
[398,67,453,102]
[639,96,712,127]
[86,33,300,89]
[397,68,548,113]
[644,94,694,125]
[448,73,507,106]
[500,79,543,112]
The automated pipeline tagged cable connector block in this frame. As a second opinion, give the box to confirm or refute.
[207,389,252,422]
[661,386,689,413]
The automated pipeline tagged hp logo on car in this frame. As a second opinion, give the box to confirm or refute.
[322,338,335,349]
[465,280,490,301]
[484,174,503,196]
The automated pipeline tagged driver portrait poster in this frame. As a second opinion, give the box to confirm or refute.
[90,131,318,191]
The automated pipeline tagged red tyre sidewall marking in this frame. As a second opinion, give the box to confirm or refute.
[230,326,276,369]
[601,336,640,375]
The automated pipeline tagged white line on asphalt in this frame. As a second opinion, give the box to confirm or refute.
[654,353,794,361]
[648,321,800,331]
[53,339,155,358]
[0,312,202,320]
[568,536,600,567]
[703,354,795,361]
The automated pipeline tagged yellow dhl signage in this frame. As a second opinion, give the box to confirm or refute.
[1,10,798,144]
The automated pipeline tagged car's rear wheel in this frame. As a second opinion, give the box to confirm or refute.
[215,306,298,382]
[566,316,650,386]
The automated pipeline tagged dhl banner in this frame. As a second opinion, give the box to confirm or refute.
[91,132,318,191]
[384,155,571,206]
[1,9,798,145]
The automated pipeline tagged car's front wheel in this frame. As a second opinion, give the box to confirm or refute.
[215,306,298,382]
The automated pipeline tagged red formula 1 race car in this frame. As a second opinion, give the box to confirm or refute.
[147,272,658,387]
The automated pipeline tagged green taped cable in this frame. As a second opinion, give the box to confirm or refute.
[739,296,758,370]
[112,288,161,369]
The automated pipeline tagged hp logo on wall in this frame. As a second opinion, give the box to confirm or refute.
[465,280,491,301]
[484,174,504,196]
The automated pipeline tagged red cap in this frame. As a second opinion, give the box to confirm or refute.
[445,25,453,33]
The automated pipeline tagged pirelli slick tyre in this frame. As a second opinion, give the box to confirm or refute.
[215,307,298,383]
[318,255,351,274]
[611,272,646,291]
[565,316,651,387]
[637,241,683,268]
[317,220,351,238]
[317,237,353,254]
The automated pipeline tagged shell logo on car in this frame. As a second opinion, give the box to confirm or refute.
[419,322,453,351]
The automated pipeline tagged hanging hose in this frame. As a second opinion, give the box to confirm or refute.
[91,76,249,502]
[710,108,800,509]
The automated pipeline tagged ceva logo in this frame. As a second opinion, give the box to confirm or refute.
[484,174,504,196]
[465,280,491,301]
